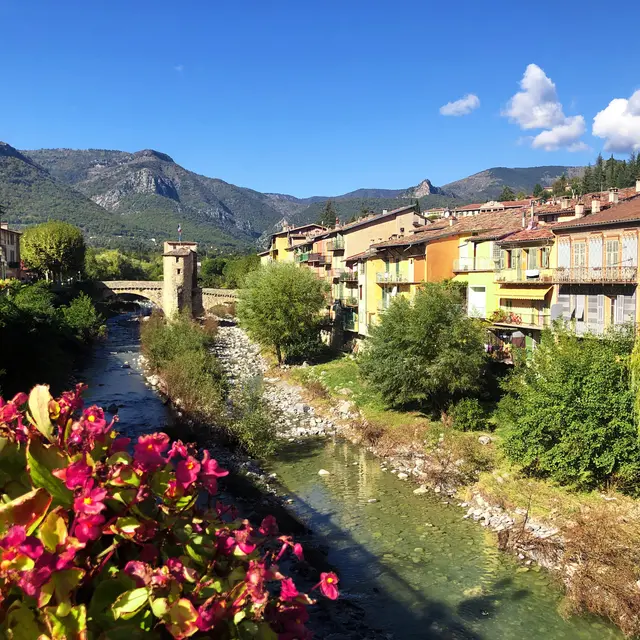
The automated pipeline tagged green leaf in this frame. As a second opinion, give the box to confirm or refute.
[112,516,142,538]
[5,601,44,640]
[0,487,52,535]
[88,578,130,627]
[39,508,68,551]
[27,385,54,441]
[0,439,27,490]
[111,587,150,620]
[107,451,133,466]
[150,597,169,619]
[43,604,87,640]
[234,610,247,625]
[27,439,73,507]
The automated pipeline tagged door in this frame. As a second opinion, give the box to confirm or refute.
[468,286,486,318]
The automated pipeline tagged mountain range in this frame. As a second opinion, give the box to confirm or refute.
[0,141,582,252]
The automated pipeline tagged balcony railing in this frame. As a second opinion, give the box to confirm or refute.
[295,252,309,263]
[376,272,410,284]
[308,252,324,263]
[327,237,345,251]
[553,266,638,284]
[490,310,551,328]
[342,296,358,307]
[338,270,358,282]
[495,268,554,283]
[343,316,359,332]
[453,257,496,272]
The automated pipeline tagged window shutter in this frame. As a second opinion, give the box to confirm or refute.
[622,234,638,266]
[588,236,603,268]
[597,294,605,323]
[576,295,585,321]
[558,239,570,268]
[616,295,625,324]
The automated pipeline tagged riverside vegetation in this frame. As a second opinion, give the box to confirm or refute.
[0,384,338,639]
[236,269,640,636]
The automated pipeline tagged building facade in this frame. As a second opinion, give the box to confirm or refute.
[0,222,21,279]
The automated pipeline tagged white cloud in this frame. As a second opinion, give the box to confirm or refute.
[439,93,480,116]
[531,116,588,151]
[592,90,640,153]
[503,64,586,151]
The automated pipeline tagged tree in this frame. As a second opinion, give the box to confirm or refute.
[581,165,595,194]
[499,327,640,492]
[21,221,85,282]
[569,176,583,198]
[498,186,516,202]
[552,174,568,196]
[532,183,545,198]
[515,191,527,200]
[358,282,486,411]
[414,199,422,214]
[237,263,329,364]
[318,200,337,228]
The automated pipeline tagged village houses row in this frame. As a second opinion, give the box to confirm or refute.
[259,180,640,352]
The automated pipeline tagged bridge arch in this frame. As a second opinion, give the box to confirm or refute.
[96,281,164,311]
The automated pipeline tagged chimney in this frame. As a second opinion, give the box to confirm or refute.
[636,178,640,193]
[521,208,526,228]
[560,197,570,210]
[575,203,585,217]
[449,218,454,227]
[591,197,601,213]
[382,209,388,214]
[609,187,619,204]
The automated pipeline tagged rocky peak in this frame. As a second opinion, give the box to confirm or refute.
[0,141,37,166]
[410,179,440,198]
[132,149,175,163]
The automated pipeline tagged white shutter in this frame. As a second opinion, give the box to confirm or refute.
[616,295,625,324]
[588,236,603,268]
[558,239,571,268]
[622,234,638,266]
[576,295,585,321]
[597,295,605,323]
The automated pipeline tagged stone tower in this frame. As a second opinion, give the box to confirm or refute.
[162,241,198,318]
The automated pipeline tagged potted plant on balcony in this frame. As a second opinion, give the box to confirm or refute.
[489,309,508,323]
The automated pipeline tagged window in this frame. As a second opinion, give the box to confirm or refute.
[359,261,365,274]
[527,249,538,270]
[573,243,586,268]
[606,239,619,267]
[541,247,550,268]
[359,285,363,300]
[177,268,181,275]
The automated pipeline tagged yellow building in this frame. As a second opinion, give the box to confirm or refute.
[260,223,327,265]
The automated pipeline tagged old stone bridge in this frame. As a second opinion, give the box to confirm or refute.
[95,241,238,317]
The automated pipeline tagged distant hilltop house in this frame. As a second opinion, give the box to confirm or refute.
[0,222,22,280]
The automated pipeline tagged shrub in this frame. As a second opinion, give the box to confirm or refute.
[62,293,106,342]
[358,282,486,411]
[237,264,329,365]
[0,385,338,638]
[449,398,488,432]
[229,380,277,458]
[498,327,640,492]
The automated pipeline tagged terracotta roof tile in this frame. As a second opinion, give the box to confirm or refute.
[552,193,640,230]
[498,226,555,244]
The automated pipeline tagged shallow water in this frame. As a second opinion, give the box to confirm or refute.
[266,439,621,640]
[81,313,621,639]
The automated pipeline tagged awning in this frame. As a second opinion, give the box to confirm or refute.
[497,286,552,301]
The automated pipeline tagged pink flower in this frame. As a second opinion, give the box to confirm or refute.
[176,456,201,490]
[133,433,170,471]
[125,560,153,587]
[73,479,107,516]
[111,437,131,453]
[245,560,268,604]
[259,515,278,536]
[168,440,189,460]
[82,406,108,433]
[293,543,304,561]
[54,457,93,490]
[196,598,227,631]
[233,527,256,555]
[11,392,28,406]
[17,560,52,598]
[74,514,105,543]
[316,572,339,600]
[139,544,158,564]
[0,526,44,561]
[280,577,299,601]
[199,450,228,494]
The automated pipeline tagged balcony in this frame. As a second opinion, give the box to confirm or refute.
[490,309,551,329]
[376,272,410,284]
[453,257,496,272]
[343,316,359,332]
[337,270,358,282]
[553,266,638,284]
[495,268,554,283]
[327,237,345,252]
[342,296,358,307]
[295,252,309,263]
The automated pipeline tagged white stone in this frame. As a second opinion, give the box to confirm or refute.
[318,469,331,476]
[397,472,409,480]
[413,486,428,495]
[478,436,492,445]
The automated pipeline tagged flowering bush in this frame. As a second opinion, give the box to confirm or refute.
[0,385,338,639]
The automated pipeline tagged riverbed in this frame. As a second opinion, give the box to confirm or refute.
[79,312,622,640]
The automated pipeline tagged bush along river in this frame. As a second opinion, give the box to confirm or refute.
[79,312,622,640]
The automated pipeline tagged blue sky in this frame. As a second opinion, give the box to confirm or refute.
[2,0,640,197]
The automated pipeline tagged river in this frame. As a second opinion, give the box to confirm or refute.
[80,311,622,640]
